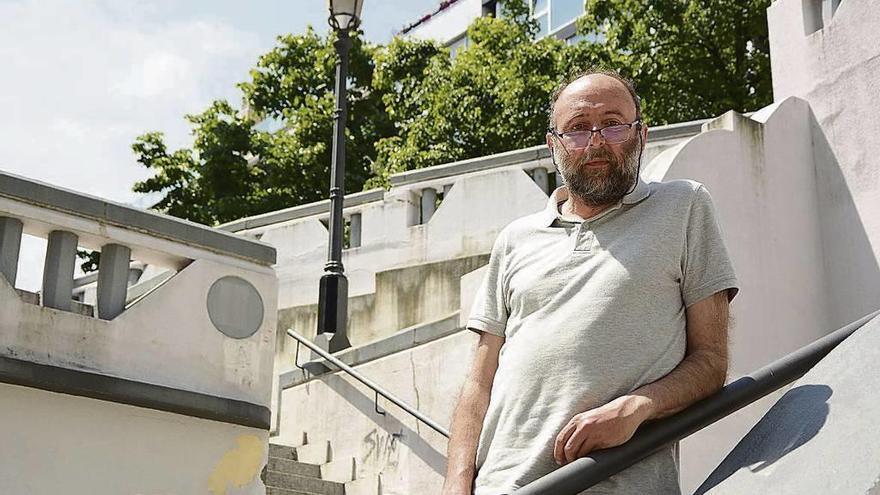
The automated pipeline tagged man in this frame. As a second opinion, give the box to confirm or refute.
[441,69,739,495]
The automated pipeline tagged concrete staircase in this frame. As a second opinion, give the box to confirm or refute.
[264,438,380,495]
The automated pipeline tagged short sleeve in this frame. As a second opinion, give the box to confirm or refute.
[467,230,509,337]
[681,185,740,308]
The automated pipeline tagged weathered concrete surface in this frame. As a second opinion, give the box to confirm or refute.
[0,382,268,495]
[769,0,880,329]
[696,313,880,495]
[646,97,878,492]
[0,258,277,407]
[276,329,479,495]
[280,312,461,389]
[275,255,488,372]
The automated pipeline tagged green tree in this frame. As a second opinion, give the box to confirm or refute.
[367,12,570,186]
[130,0,773,228]
[131,27,392,226]
[577,0,773,124]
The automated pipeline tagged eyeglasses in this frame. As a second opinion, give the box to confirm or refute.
[548,120,642,150]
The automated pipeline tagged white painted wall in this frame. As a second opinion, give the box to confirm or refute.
[645,97,838,492]
[403,0,483,45]
[0,383,268,495]
[768,0,880,327]
[263,166,549,317]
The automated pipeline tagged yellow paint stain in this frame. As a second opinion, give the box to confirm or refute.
[207,434,265,495]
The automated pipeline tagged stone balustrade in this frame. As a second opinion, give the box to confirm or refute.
[217,119,703,326]
[0,170,275,319]
[0,170,279,494]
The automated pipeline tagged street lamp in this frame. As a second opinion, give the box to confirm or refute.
[317,0,363,353]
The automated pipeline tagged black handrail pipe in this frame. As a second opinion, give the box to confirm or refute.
[286,328,451,438]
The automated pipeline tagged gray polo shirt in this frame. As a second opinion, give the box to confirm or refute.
[467,179,739,495]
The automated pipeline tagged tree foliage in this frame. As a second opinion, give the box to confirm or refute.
[577,0,773,124]
[131,0,773,228]
[132,27,389,226]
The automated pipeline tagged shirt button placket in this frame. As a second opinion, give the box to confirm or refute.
[575,223,593,252]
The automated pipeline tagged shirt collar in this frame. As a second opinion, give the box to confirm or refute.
[538,178,652,227]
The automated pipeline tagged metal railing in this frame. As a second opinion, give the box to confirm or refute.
[516,309,880,494]
[286,328,450,438]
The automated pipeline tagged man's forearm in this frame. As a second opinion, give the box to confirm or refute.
[631,292,731,420]
[629,348,727,420]
[444,380,492,491]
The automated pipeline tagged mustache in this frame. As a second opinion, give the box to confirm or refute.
[577,147,616,166]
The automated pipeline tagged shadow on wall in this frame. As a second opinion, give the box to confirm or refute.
[809,109,880,328]
[319,371,448,476]
[693,384,832,494]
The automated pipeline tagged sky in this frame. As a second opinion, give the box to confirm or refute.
[1,0,440,290]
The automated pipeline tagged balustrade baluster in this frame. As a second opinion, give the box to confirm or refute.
[97,243,131,319]
[421,188,438,223]
[349,213,362,249]
[42,230,78,311]
[0,217,23,286]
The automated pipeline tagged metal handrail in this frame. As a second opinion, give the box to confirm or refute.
[516,309,880,495]
[286,328,450,438]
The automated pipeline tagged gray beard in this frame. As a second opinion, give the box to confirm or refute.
[554,140,641,206]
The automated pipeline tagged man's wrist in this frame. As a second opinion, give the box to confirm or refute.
[617,394,656,423]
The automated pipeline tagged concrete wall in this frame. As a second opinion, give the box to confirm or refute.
[768,0,880,328]
[274,95,880,493]
[0,187,278,494]
[698,314,880,495]
[0,382,268,495]
[276,255,488,367]
[645,97,854,492]
[276,330,478,495]
[0,258,277,407]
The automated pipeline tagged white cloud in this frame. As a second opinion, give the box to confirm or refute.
[0,0,264,290]
[0,0,262,203]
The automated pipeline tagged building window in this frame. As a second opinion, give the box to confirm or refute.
[531,0,584,39]
[551,0,583,31]
[449,35,468,59]
[532,0,549,38]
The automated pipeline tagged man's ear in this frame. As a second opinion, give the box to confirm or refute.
[546,132,554,151]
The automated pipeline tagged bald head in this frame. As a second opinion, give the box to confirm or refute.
[548,70,641,130]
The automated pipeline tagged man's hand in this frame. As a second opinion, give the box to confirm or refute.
[553,395,653,465]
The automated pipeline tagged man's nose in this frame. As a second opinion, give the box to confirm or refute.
[587,129,606,148]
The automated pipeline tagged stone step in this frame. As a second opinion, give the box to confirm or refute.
[294,440,331,465]
[344,474,381,495]
[269,443,299,461]
[319,456,356,483]
[263,470,345,495]
[266,487,313,495]
[268,432,309,460]
[267,457,322,478]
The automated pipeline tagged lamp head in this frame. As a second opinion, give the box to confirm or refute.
[327,0,363,31]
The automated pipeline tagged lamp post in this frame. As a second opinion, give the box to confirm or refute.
[317,0,363,353]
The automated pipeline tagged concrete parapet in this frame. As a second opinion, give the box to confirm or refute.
[697,313,880,494]
[0,172,279,493]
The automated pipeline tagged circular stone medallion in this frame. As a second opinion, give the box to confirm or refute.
[206,276,264,339]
